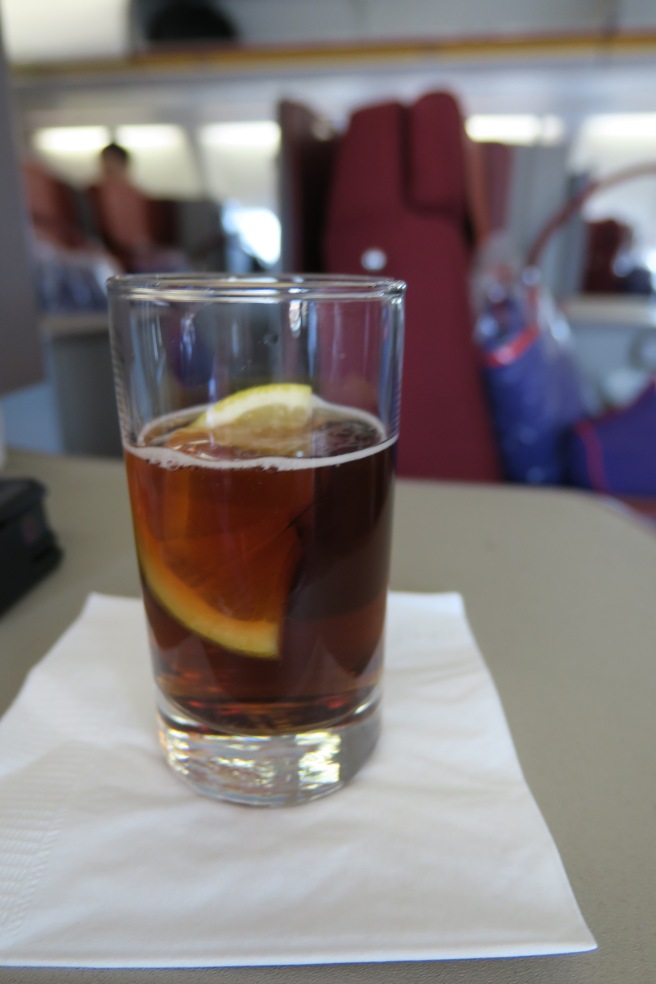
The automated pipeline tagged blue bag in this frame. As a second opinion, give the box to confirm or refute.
[475,273,586,485]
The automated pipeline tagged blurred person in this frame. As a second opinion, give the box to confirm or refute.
[90,142,188,272]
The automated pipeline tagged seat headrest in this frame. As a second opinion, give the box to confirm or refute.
[328,91,468,223]
[407,92,467,216]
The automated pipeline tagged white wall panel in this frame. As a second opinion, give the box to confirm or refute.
[0,22,41,398]
[0,0,128,61]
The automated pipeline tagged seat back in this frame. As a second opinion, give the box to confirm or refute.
[323,93,502,481]
[23,159,86,249]
[278,99,339,272]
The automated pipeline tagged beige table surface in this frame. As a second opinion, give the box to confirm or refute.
[1,449,656,984]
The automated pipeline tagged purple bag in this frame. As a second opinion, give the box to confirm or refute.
[566,380,656,495]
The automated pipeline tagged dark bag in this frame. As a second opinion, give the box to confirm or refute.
[566,380,656,495]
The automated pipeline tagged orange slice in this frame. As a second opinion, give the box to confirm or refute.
[136,522,299,658]
[133,384,315,657]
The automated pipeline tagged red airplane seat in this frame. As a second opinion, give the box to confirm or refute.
[323,92,502,481]
[23,159,87,250]
[582,218,632,294]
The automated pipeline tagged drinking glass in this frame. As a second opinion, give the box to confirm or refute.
[108,274,405,806]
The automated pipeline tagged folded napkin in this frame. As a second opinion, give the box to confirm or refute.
[0,592,595,968]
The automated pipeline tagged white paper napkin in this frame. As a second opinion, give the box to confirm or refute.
[0,592,595,968]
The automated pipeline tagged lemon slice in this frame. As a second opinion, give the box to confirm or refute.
[172,383,314,456]
[198,383,312,430]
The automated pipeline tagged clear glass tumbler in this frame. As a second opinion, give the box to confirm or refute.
[108,274,405,806]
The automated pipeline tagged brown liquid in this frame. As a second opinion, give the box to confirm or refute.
[124,403,395,735]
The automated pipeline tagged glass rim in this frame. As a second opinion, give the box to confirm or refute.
[106,272,406,303]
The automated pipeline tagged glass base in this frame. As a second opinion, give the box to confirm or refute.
[156,693,381,807]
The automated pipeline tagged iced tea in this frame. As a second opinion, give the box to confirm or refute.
[124,397,395,738]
